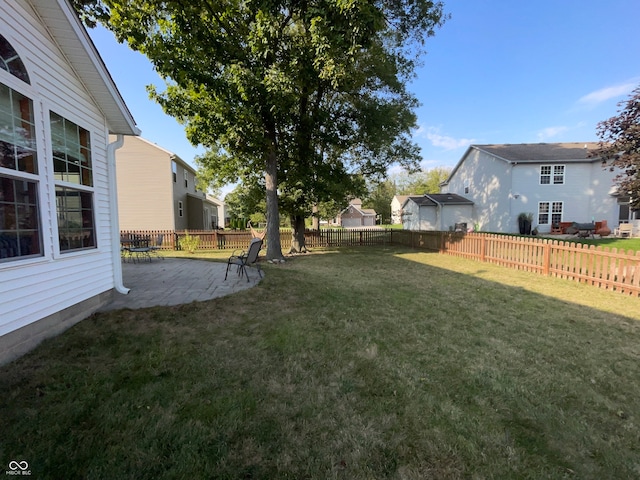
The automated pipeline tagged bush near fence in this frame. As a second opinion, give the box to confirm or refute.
[121,229,640,296]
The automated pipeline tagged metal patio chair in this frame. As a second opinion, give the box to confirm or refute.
[224,238,263,282]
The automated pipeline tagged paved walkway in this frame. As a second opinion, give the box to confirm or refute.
[99,258,262,311]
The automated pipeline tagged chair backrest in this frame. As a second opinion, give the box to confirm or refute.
[245,238,262,263]
[619,223,633,234]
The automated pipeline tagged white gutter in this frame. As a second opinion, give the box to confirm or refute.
[107,134,129,294]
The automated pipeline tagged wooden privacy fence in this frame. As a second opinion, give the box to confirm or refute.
[393,231,640,296]
[121,229,640,296]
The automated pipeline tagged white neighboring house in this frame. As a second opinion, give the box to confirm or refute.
[391,195,410,224]
[401,194,474,231]
[0,0,139,365]
[440,143,633,234]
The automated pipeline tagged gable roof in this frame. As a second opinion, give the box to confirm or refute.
[339,203,376,217]
[443,142,601,186]
[475,142,600,163]
[402,193,473,208]
[30,0,139,135]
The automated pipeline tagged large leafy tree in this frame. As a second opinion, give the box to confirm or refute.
[391,166,451,195]
[593,86,640,210]
[76,0,447,259]
[363,179,396,224]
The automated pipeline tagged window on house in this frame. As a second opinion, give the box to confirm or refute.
[55,186,95,251]
[538,201,563,225]
[464,185,470,194]
[0,34,30,84]
[540,165,565,185]
[178,201,183,217]
[184,170,188,188]
[172,161,177,182]
[0,81,42,261]
[0,84,37,173]
[51,112,95,252]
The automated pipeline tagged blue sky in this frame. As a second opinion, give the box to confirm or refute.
[89,0,640,184]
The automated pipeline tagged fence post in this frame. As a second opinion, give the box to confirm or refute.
[480,234,486,262]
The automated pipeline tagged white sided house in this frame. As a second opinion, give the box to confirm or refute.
[440,143,628,234]
[401,194,474,231]
[0,0,139,364]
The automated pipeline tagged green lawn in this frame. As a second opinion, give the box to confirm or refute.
[2,247,640,479]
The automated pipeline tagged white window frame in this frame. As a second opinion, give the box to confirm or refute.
[178,200,183,217]
[0,69,45,263]
[538,201,563,225]
[49,110,97,254]
[540,165,565,185]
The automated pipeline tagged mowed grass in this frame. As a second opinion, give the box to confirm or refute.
[2,246,640,479]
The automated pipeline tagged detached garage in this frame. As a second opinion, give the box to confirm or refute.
[401,194,474,231]
[338,199,377,228]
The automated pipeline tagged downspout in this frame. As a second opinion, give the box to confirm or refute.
[107,134,129,294]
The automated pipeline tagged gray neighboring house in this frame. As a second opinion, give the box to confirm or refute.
[440,142,635,234]
[113,135,226,231]
[401,194,474,231]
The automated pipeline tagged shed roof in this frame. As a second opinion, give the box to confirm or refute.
[402,193,473,208]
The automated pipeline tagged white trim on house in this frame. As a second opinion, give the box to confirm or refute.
[0,0,138,364]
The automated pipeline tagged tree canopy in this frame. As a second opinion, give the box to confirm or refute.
[592,86,640,210]
[76,0,448,258]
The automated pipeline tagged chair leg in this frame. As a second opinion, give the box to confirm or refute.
[224,262,232,280]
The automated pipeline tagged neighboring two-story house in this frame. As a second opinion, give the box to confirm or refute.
[113,135,226,231]
[440,143,631,234]
[1,0,139,364]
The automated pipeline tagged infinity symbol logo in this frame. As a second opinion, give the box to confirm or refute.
[8,460,29,470]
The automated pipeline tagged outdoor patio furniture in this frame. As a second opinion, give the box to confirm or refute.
[224,238,263,282]
[149,233,164,259]
[121,235,152,262]
[614,223,633,237]
[573,222,596,238]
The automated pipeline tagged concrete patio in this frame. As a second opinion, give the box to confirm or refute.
[99,257,262,311]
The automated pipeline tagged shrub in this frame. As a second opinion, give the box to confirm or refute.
[178,231,200,253]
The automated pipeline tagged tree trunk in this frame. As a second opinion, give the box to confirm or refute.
[289,214,307,253]
[265,146,284,260]
[311,204,320,230]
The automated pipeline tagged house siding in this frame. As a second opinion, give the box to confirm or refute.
[510,163,618,231]
[114,136,175,230]
[402,201,436,230]
[444,149,512,232]
[441,205,474,231]
[0,1,131,354]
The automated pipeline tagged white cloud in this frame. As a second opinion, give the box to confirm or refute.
[537,126,568,141]
[578,79,639,107]
[418,126,475,151]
